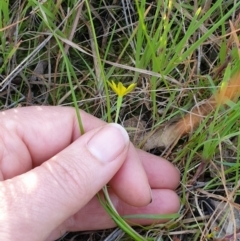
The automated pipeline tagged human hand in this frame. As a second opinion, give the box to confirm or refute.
[0,106,180,241]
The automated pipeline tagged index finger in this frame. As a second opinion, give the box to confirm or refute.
[0,106,154,207]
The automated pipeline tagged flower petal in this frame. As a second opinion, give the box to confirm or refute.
[118,82,126,96]
[107,81,136,97]
[107,80,119,94]
[124,83,137,95]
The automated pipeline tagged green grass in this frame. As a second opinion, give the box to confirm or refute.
[1,0,240,240]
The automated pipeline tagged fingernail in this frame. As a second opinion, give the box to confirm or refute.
[87,123,129,163]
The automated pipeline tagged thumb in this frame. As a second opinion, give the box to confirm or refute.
[0,123,129,241]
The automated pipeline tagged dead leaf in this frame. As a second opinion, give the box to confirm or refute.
[124,72,240,151]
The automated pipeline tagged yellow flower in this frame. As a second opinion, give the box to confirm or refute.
[107,81,136,97]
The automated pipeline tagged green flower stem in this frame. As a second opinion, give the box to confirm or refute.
[115,96,123,123]
[100,95,148,240]
[99,83,150,240]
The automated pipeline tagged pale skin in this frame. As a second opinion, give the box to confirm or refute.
[0,106,180,241]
